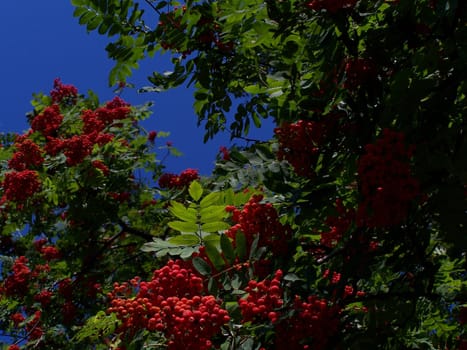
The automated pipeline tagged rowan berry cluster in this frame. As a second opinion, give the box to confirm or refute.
[343,57,377,90]
[147,130,157,143]
[194,17,234,53]
[158,8,233,55]
[3,256,31,297]
[28,82,129,170]
[320,199,355,248]
[108,191,131,203]
[34,238,61,261]
[31,104,63,137]
[274,295,340,350]
[10,313,25,327]
[56,278,79,325]
[8,139,44,171]
[91,159,110,176]
[158,168,200,189]
[238,270,284,324]
[322,269,365,299]
[107,260,229,349]
[81,96,130,134]
[226,194,291,256]
[274,120,325,177]
[357,129,419,227]
[2,170,41,202]
[35,97,129,167]
[34,289,53,307]
[306,0,358,13]
[1,258,50,344]
[3,246,84,336]
[8,310,44,345]
[158,7,187,52]
[2,137,44,203]
[63,134,94,166]
[219,146,230,160]
[25,310,43,341]
[50,78,78,105]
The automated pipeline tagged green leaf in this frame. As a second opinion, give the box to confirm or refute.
[203,233,221,247]
[201,221,231,232]
[200,205,229,223]
[235,231,247,260]
[189,180,203,201]
[168,220,199,233]
[192,256,212,276]
[283,273,303,282]
[141,238,175,252]
[208,276,219,295]
[244,85,264,94]
[168,234,200,246]
[249,234,260,260]
[205,240,225,271]
[220,234,236,265]
[200,191,222,208]
[180,247,198,259]
[73,311,118,342]
[169,201,198,222]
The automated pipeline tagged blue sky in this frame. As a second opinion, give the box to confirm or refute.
[0,1,273,175]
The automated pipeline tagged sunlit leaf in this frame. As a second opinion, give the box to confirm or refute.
[189,180,203,201]
[168,220,199,233]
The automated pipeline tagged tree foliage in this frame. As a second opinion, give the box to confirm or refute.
[0,0,466,349]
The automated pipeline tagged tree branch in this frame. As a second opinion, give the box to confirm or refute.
[118,220,154,241]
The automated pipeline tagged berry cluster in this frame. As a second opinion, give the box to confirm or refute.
[158,8,234,56]
[306,0,358,13]
[34,238,61,261]
[81,96,131,134]
[8,139,44,171]
[158,168,200,189]
[343,57,377,90]
[1,247,84,338]
[193,16,234,53]
[274,120,325,177]
[238,270,284,324]
[219,146,230,160]
[91,160,110,176]
[107,260,229,349]
[226,195,291,256]
[62,134,94,166]
[3,256,31,297]
[322,269,366,300]
[10,313,25,327]
[158,6,188,53]
[29,82,128,169]
[8,310,44,345]
[147,130,157,143]
[50,78,78,105]
[274,295,340,350]
[25,310,43,341]
[2,170,41,202]
[1,258,50,343]
[357,129,419,227]
[38,96,129,165]
[320,199,355,248]
[34,289,53,307]
[31,104,63,137]
[2,134,45,203]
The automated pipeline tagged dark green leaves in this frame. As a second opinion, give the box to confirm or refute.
[192,256,212,276]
